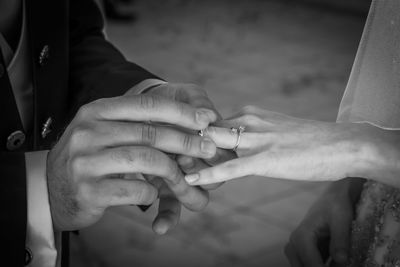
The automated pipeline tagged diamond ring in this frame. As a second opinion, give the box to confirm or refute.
[231,125,245,152]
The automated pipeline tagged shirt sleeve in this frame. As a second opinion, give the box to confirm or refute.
[25,150,59,267]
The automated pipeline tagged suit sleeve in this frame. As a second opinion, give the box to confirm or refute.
[68,0,160,113]
[0,152,27,267]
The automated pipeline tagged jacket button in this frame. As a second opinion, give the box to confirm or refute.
[0,63,4,78]
[38,45,50,66]
[25,247,33,265]
[41,117,53,138]
[6,130,25,151]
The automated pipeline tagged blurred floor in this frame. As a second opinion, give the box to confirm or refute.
[71,1,367,266]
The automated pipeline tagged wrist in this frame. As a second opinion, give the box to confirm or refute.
[346,123,400,184]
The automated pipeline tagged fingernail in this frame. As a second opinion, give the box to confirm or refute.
[185,173,200,184]
[334,250,348,263]
[154,222,169,235]
[201,138,216,155]
[196,109,216,125]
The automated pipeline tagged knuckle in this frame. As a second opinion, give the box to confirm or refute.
[138,95,158,110]
[176,102,187,118]
[138,149,157,165]
[174,182,190,197]
[167,162,181,185]
[76,101,98,120]
[136,184,156,204]
[76,182,94,205]
[112,147,134,164]
[140,124,157,146]
[240,114,262,125]
[182,134,194,152]
[76,104,90,119]
[69,155,87,178]
[69,126,91,148]
[204,126,216,136]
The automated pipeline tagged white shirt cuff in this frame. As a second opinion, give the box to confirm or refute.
[25,150,58,267]
[129,78,167,95]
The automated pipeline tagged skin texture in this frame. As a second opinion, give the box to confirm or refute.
[148,83,236,190]
[285,178,365,267]
[142,83,234,232]
[185,105,400,187]
[47,83,219,233]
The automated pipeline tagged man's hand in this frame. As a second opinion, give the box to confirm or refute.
[143,83,236,190]
[47,93,218,232]
[139,82,234,233]
[285,178,365,267]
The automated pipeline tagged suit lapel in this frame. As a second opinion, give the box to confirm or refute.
[0,50,27,151]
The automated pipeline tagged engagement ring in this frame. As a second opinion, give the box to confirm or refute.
[231,125,245,152]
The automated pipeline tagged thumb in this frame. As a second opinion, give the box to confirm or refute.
[329,209,352,265]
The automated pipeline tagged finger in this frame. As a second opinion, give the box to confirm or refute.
[291,230,325,267]
[204,126,254,150]
[162,174,210,211]
[203,147,236,166]
[185,156,257,185]
[145,172,209,212]
[177,155,223,190]
[81,146,209,212]
[152,182,181,235]
[95,178,158,207]
[201,149,235,190]
[147,83,222,120]
[284,243,303,267]
[329,211,352,265]
[201,182,224,190]
[86,94,217,130]
[96,122,217,158]
[174,84,215,110]
[79,146,184,184]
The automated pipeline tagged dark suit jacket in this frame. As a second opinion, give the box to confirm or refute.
[0,0,157,265]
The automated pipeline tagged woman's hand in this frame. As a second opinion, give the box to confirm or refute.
[185,105,389,185]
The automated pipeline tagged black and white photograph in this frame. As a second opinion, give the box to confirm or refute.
[1,0,399,266]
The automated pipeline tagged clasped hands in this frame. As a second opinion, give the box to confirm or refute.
[48,81,383,239]
[47,82,234,235]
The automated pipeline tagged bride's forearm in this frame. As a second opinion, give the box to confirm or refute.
[346,123,400,188]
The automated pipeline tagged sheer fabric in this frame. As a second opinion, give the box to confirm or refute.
[336,1,400,266]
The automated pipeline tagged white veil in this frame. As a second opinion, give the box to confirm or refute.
[338,0,400,129]
[337,1,400,265]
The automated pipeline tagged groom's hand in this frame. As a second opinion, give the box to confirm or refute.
[47,91,218,232]
[134,83,231,234]
[144,83,236,190]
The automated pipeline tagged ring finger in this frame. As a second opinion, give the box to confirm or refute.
[95,121,217,158]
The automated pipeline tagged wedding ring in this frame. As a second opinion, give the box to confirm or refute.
[231,125,245,152]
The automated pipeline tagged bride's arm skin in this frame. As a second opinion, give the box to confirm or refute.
[184,106,400,188]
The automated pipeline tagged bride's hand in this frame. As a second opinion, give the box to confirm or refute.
[185,105,382,185]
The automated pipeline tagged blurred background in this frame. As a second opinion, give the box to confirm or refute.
[71,0,371,266]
